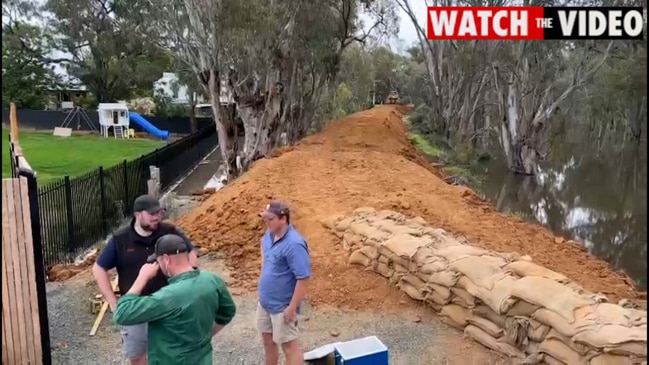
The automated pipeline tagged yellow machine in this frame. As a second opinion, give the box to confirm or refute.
[386,91,400,104]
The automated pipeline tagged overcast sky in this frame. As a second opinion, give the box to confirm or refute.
[394,2,429,52]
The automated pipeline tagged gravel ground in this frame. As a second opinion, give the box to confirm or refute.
[47,256,506,365]
[47,277,123,365]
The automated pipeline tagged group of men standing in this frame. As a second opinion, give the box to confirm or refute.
[93,195,311,365]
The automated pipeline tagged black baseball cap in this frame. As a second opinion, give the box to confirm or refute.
[146,234,190,263]
[260,201,290,219]
[133,195,163,214]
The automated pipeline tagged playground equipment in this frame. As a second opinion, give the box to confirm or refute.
[98,103,130,139]
[60,106,98,132]
[129,112,169,140]
[97,103,170,140]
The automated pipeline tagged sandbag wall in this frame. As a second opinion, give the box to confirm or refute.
[323,208,647,365]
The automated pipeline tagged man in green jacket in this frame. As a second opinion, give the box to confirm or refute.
[113,234,236,364]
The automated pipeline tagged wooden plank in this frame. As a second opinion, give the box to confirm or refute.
[2,180,19,364]
[2,316,6,365]
[1,251,15,364]
[13,178,36,364]
[20,177,43,364]
[2,303,7,365]
[1,187,9,362]
[89,277,119,336]
[10,102,19,142]
[52,127,72,137]
[6,179,29,363]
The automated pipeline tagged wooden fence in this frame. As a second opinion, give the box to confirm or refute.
[2,178,44,364]
[2,102,51,365]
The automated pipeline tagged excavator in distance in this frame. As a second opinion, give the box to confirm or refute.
[385,90,400,104]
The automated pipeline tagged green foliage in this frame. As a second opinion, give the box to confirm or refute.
[337,44,375,110]
[333,82,355,118]
[408,104,437,134]
[2,0,63,108]
[44,0,173,103]
[408,133,442,159]
[408,129,484,190]
[152,89,189,117]
[75,93,97,109]
[441,166,484,190]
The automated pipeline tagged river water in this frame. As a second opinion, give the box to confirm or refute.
[475,142,647,290]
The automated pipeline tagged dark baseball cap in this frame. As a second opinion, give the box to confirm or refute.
[146,234,190,263]
[261,201,290,219]
[133,195,163,214]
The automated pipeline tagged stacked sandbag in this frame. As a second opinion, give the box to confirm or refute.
[323,208,648,365]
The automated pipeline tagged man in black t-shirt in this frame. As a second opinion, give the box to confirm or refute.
[92,195,198,365]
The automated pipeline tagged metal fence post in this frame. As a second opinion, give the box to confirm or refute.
[63,176,75,256]
[98,166,107,235]
[123,159,129,216]
[22,172,53,365]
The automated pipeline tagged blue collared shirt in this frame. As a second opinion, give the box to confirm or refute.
[258,225,311,314]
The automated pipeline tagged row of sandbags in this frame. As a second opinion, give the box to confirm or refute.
[323,208,648,365]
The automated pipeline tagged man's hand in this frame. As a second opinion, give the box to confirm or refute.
[283,305,297,323]
[108,298,117,313]
[138,263,160,281]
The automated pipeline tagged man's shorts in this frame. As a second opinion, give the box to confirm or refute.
[119,323,148,359]
[256,303,300,344]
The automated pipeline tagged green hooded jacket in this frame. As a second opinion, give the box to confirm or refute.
[114,269,236,365]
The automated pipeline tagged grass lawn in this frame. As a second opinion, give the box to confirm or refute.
[2,129,164,185]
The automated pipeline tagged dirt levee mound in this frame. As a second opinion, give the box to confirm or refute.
[177,105,639,309]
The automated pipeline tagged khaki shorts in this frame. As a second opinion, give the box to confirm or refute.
[256,303,300,344]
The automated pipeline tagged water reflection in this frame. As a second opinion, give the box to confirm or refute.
[476,142,647,289]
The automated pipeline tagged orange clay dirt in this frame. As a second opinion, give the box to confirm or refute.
[173,105,640,310]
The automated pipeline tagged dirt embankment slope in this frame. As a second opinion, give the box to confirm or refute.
[177,105,640,309]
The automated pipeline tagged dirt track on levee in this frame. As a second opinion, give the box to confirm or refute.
[177,105,641,310]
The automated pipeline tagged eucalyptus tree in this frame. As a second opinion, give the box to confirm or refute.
[398,0,620,175]
[121,0,396,179]
[2,0,63,108]
[44,0,171,103]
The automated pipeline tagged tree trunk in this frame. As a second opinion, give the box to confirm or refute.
[501,82,539,176]
[202,69,237,180]
[237,98,269,172]
[227,62,285,174]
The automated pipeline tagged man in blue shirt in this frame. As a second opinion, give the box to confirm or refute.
[92,195,198,365]
[257,201,311,365]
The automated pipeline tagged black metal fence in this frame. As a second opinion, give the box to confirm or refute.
[35,125,218,266]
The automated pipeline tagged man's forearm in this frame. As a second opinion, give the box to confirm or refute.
[126,275,149,295]
[289,278,309,309]
[92,265,117,306]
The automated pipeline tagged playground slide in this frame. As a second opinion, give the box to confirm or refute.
[129,112,170,140]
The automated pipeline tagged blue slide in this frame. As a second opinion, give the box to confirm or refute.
[129,112,170,140]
